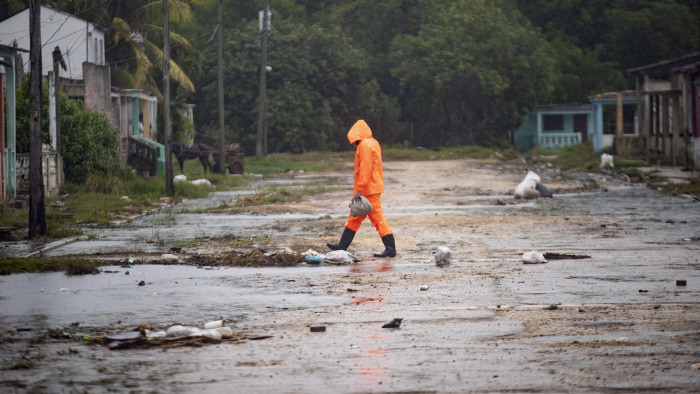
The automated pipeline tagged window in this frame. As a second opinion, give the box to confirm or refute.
[543,115,563,132]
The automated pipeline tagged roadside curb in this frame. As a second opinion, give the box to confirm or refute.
[18,236,84,258]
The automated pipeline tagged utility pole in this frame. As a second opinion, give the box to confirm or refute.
[217,0,225,173]
[164,0,174,195]
[256,0,270,157]
[52,47,66,154]
[28,0,46,237]
[52,47,66,187]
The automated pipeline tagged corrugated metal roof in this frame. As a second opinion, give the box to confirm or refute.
[627,52,700,75]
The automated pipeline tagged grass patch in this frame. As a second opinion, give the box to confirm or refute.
[658,179,700,195]
[0,257,102,275]
[528,142,646,172]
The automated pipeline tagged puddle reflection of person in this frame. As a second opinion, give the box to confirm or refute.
[327,120,396,258]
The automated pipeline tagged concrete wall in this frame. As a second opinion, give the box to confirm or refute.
[82,62,111,115]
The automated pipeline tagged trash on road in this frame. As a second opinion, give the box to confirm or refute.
[522,251,547,264]
[543,252,591,260]
[96,321,241,350]
[514,171,541,199]
[303,254,325,265]
[310,326,326,332]
[382,318,403,329]
[420,285,429,291]
[325,250,357,264]
[600,153,614,168]
[435,246,452,267]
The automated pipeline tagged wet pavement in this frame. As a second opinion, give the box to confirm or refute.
[1,161,699,393]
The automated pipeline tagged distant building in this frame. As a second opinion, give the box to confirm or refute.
[627,51,700,168]
[0,5,110,114]
[0,5,105,79]
[514,92,642,153]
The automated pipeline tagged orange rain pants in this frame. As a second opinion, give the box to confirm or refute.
[344,193,392,237]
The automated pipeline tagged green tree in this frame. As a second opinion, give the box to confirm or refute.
[15,76,120,184]
[193,17,399,153]
[602,0,700,70]
[45,0,200,95]
[390,1,557,147]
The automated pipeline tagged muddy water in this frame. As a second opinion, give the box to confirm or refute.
[0,265,348,330]
[2,165,700,392]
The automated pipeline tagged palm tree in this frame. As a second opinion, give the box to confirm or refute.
[46,0,199,96]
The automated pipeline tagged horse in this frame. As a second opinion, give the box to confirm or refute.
[172,143,212,173]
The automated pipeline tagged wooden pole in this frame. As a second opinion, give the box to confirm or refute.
[164,0,174,195]
[28,0,46,237]
[256,0,269,157]
[217,0,225,173]
[0,72,5,202]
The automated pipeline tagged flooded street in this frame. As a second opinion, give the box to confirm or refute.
[1,159,699,392]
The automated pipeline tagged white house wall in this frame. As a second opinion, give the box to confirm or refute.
[0,6,105,81]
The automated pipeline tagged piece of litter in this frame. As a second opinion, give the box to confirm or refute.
[522,251,547,264]
[310,326,326,332]
[382,318,403,329]
[435,246,452,267]
[420,285,429,291]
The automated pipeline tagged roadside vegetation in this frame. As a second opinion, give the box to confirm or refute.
[0,256,101,275]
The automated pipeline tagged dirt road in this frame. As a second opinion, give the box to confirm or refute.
[2,159,699,392]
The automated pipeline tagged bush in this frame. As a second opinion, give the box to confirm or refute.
[15,75,121,184]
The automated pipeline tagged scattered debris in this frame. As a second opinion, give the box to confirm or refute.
[676,280,687,286]
[310,326,326,332]
[514,171,541,199]
[160,253,179,261]
[96,322,240,350]
[535,183,553,198]
[325,250,356,264]
[192,179,212,186]
[382,318,403,329]
[435,246,452,267]
[303,254,324,265]
[639,289,649,293]
[420,285,429,291]
[522,251,547,264]
[600,153,614,168]
[543,252,591,260]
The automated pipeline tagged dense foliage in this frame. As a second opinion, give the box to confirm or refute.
[5,0,699,153]
[182,0,700,152]
[15,77,120,184]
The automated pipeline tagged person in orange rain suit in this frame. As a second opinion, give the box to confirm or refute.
[327,120,396,258]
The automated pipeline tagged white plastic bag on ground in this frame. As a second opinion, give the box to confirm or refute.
[514,171,541,199]
[522,250,547,264]
[435,246,452,267]
[192,178,212,186]
[166,325,194,337]
[600,153,614,168]
[325,250,356,264]
[174,174,187,183]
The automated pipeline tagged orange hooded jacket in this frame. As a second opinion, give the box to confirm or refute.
[347,120,384,196]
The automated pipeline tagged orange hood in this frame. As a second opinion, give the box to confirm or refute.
[347,120,372,144]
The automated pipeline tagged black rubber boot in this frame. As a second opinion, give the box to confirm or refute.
[374,234,396,258]
[327,228,356,251]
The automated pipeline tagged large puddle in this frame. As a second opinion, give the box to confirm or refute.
[0,264,348,330]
